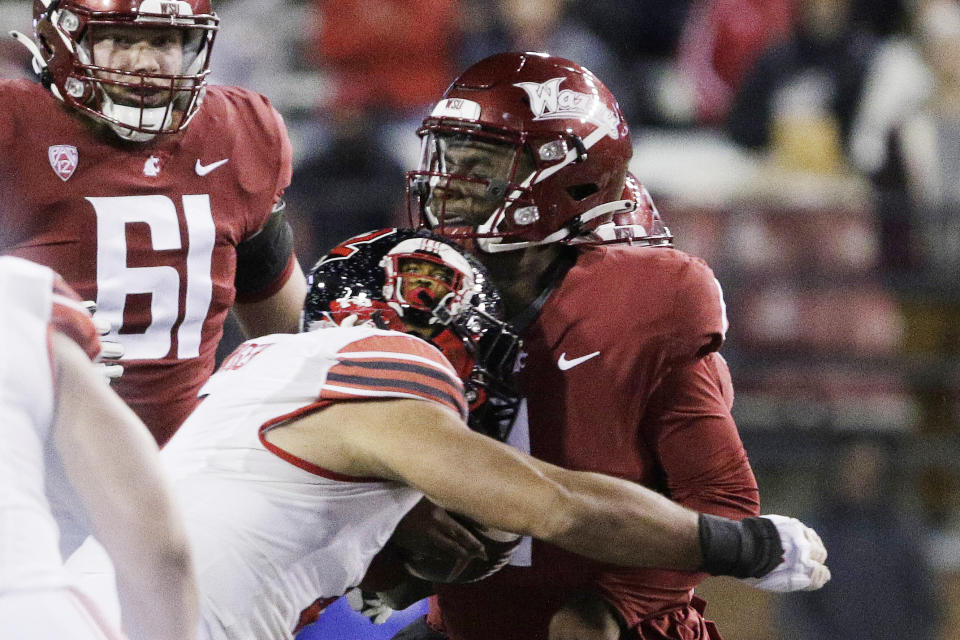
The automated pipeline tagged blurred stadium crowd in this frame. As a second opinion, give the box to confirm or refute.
[3,0,958,637]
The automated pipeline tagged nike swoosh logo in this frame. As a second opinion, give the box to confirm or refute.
[195,158,229,176]
[557,351,600,371]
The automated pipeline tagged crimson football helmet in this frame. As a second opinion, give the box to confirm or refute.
[575,172,673,246]
[13,0,218,140]
[303,228,522,441]
[407,52,633,253]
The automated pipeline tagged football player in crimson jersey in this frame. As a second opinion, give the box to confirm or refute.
[67,230,826,640]
[0,257,197,640]
[1,0,307,447]
[395,52,830,640]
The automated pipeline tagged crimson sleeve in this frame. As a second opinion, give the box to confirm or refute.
[594,352,759,631]
[271,104,293,211]
[0,85,14,249]
[668,257,728,363]
[233,93,296,303]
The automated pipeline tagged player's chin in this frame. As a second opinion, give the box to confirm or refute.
[428,195,491,225]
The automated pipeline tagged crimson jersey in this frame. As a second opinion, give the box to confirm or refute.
[0,79,294,445]
[428,245,760,640]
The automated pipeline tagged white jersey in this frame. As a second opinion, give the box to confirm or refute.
[159,325,468,640]
[0,257,98,594]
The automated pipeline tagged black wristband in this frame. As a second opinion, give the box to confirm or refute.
[697,514,784,578]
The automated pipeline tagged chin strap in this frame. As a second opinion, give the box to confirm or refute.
[10,31,51,81]
[101,99,166,141]
[477,198,636,254]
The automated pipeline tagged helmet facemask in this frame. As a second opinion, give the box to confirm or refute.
[409,124,634,253]
[409,127,540,254]
[303,229,523,440]
[406,53,634,253]
[24,0,218,141]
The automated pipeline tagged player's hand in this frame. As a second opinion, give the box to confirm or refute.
[82,301,124,381]
[549,591,621,640]
[740,515,830,592]
[391,498,488,583]
[345,588,393,625]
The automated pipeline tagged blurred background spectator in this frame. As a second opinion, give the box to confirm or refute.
[281,0,462,259]
[724,0,880,174]
[866,0,960,276]
[778,437,940,639]
[675,0,795,127]
[3,0,960,637]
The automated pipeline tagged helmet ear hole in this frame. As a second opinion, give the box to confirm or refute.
[566,183,599,202]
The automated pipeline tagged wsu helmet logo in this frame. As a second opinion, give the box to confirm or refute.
[513,77,620,139]
[139,0,195,16]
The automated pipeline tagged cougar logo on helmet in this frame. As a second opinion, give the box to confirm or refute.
[513,77,620,137]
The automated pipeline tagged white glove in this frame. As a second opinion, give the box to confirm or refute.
[345,588,393,624]
[82,301,124,381]
[740,514,831,592]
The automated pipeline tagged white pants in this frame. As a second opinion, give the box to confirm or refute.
[0,586,125,640]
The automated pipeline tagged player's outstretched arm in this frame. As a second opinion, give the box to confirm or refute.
[264,398,829,587]
[50,332,198,640]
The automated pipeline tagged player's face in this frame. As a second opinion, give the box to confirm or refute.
[425,135,533,229]
[398,257,455,338]
[400,258,454,302]
[89,25,186,107]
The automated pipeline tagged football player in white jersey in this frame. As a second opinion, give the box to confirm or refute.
[71,229,828,640]
[0,256,197,640]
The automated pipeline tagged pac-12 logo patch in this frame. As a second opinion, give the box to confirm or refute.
[48,145,78,181]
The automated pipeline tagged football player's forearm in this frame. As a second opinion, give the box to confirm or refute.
[540,466,702,570]
[539,468,784,578]
[364,408,700,569]
[52,334,198,640]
